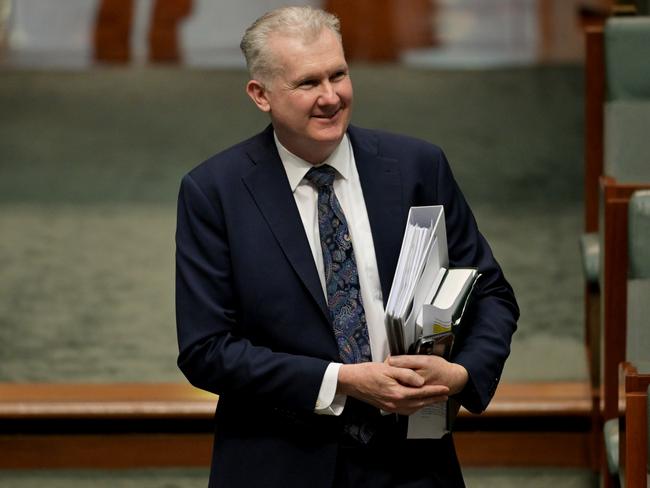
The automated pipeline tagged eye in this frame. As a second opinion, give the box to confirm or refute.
[298,79,318,89]
[331,71,346,81]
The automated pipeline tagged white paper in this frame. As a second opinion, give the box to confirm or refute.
[407,402,448,439]
[385,206,449,354]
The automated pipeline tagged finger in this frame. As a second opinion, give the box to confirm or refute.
[388,355,429,369]
[403,384,449,399]
[388,366,425,387]
[384,384,448,409]
[389,394,450,415]
[422,384,450,397]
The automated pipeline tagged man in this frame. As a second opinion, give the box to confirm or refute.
[176,6,518,487]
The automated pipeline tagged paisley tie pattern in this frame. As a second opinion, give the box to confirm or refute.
[305,165,372,364]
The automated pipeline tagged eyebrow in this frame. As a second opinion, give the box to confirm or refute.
[290,65,349,87]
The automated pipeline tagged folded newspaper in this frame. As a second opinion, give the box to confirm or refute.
[384,206,479,439]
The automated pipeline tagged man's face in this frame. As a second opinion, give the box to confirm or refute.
[248,28,353,164]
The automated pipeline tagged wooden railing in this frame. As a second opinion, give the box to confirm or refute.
[0,380,593,469]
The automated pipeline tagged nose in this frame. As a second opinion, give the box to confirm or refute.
[318,81,339,106]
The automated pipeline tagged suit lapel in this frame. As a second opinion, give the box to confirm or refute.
[241,126,406,319]
[242,128,330,323]
[349,126,406,305]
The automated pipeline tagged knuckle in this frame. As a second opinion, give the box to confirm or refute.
[386,392,403,402]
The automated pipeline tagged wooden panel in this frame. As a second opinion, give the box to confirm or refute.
[0,431,592,469]
[94,0,192,63]
[601,195,630,421]
[599,178,650,422]
[325,0,434,61]
[475,381,591,417]
[620,363,650,488]
[598,180,650,487]
[94,0,134,63]
[0,381,591,421]
[0,381,595,469]
[0,434,212,469]
[584,26,605,233]
[0,383,217,419]
[149,0,193,62]
[456,432,592,467]
[582,28,606,477]
[326,0,397,61]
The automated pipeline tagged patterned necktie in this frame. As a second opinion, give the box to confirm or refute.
[305,165,372,364]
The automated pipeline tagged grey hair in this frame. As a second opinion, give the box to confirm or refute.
[240,6,342,83]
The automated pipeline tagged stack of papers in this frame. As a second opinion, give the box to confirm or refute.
[383,206,480,439]
[385,206,448,355]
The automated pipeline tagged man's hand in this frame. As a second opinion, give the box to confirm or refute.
[387,355,469,396]
[337,362,449,415]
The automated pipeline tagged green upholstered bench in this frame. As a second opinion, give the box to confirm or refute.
[603,191,650,485]
[582,33,650,481]
[580,17,650,285]
[581,20,650,414]
[580,16,650,281]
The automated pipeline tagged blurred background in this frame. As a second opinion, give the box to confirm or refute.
[0,0,599,383]
[0,0,629,486]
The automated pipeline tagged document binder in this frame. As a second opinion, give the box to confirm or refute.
[384,205,479,438]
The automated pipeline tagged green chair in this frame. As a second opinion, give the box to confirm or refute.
[581,12,650,266]
[581,17,650,404]
[626,191,650,365]
[581,23,650,461]
[615,361,650,488]
[603,190,650,486]
[604,17,650,182]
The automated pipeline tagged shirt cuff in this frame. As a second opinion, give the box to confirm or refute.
[314,362,346,416]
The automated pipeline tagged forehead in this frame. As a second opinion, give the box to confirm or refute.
[267,29,346,79]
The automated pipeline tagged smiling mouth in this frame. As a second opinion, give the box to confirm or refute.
[312,106,344,119]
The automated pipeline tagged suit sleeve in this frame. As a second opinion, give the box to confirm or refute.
[175,173,330,412]
[434,151,519,414]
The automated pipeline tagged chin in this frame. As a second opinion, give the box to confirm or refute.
[310,123,348,144]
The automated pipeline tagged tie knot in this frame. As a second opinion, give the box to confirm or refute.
[305,165,336,189]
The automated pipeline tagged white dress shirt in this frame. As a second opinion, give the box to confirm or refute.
[274,132,389,415]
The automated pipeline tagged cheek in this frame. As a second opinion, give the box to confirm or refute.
[340,81,353,105]
[288,93,316,115]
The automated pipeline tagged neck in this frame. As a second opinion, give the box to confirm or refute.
[275,135,341,166]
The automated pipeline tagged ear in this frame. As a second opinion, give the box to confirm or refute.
[246,79,271,113]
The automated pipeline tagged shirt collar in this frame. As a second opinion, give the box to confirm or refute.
[274,132,352,192]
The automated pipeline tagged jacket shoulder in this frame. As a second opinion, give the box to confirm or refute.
[185,127,273,185]
[349,125,445,162]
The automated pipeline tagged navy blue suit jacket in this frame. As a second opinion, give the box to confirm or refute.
[175,125,518,487]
